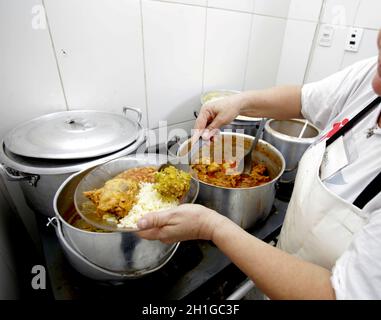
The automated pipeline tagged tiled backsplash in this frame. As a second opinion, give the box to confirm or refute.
[0,0,380,141]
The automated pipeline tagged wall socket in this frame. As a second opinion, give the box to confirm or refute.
[345,27,363,52]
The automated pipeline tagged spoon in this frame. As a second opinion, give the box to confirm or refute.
[242,118,267,174]
[298,120,309,138]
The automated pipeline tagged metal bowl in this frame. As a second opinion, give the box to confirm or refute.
[52,154,198,278]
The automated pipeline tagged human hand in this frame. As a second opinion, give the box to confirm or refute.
[193,94,245,141]
[137,204,228,244]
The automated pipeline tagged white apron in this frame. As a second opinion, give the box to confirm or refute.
[277,140,369,270]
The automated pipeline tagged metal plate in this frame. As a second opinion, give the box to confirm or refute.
[4,110,141,160]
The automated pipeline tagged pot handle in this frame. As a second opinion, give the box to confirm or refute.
[46,217,58,230]
[0,163,39,187]
[52,217,142,279]
[123,106,142,124]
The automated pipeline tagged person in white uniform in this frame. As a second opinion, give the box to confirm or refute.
[137,31,381,300]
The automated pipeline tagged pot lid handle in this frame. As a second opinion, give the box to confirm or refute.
[123,106,142,124]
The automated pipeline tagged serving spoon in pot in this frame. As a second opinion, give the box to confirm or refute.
[241,118,267,174]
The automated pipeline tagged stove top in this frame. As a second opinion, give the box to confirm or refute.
[37,187,291,300]
[37,142,293,300]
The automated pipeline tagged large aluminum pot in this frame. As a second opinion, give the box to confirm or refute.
[52,153,198,279]
[178,132,285,229]
[0,108,145,217]
[263,119,320,182]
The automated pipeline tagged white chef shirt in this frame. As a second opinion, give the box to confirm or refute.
[301,56,381,299]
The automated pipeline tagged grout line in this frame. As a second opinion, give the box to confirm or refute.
[302,0,327,84]
[139,0,150,127]
[41,0,69,111]
[353,0,362,27]
[201,2,208,96]
[241,8,255,91]
[146,0,327,24]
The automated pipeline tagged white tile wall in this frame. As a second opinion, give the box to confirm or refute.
[253,0,291,18]
[244,15,286,90]
[208,0,254,13]
[0,0,66,139]
[44,0,148,126]
[163,0,207,6]
[355,0,381,30]
[341,29,379,68]
[306,25,348,83]
[142,0,205,128]
[288,0,323,22]
[203,8,252,91]
[276,20,317,85]
[321,0,361,26]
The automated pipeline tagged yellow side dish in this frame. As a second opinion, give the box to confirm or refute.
[154,166,191,201]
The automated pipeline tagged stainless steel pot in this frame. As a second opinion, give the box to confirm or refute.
[178,132,285,229]
[263,119,320,182]
[0,108,145,217]
[51,153,198,279]
[198,90,263,137]
[193,111,262,137]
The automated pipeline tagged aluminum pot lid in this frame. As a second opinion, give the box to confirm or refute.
[0,124,146,175]
[4,110,142,160]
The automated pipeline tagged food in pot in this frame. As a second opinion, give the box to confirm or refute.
[117,182,179,229]
[83,166,191,228]
[192,159,270,188]
[67,210,109,233]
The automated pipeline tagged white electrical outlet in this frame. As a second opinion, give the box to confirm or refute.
[319,25,335,47]
[345,27,363,52]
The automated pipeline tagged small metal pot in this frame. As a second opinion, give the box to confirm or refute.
[178,132,285,229]
[51,153,198,279]
[263,119,320,182]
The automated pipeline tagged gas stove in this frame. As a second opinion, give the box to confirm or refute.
[36,142,293,300]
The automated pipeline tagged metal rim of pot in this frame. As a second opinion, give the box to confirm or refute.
[264,119,320,145]
[193,111,262,128]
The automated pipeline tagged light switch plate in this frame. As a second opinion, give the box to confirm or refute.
[345,27,363,52]
[319,25,335,47]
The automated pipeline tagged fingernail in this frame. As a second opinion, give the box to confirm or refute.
[138,219,148,229]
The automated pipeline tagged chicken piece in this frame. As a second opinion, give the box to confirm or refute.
[207,162,220,174]
[84,178,139,218]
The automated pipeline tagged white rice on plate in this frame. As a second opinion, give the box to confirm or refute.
[117,182,179,229]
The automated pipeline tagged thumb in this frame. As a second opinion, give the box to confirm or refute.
[137,209,172,230]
